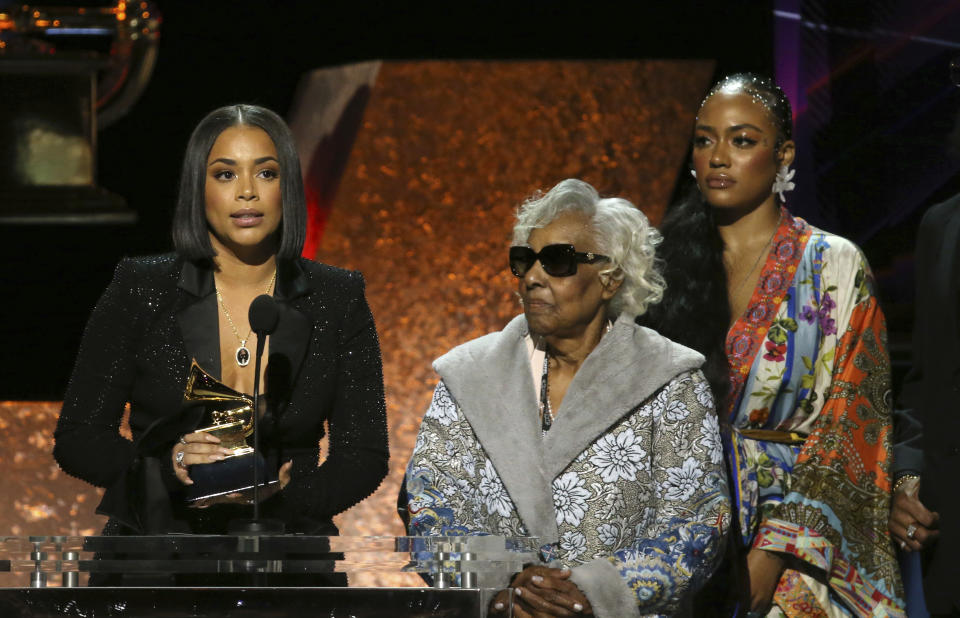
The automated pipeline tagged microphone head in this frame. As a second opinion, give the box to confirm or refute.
[249,294,280,335]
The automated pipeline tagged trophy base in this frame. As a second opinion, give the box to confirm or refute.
[184,453,280,508]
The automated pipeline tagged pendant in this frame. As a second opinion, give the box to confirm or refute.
[236,343,251,367]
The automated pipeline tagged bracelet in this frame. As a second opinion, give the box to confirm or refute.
[894,474,919,493]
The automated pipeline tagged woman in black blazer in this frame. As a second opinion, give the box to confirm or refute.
[53,105,388,546]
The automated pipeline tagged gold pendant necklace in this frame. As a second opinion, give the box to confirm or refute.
[216,271,277,367]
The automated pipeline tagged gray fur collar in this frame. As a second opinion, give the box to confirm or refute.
[433,313,705,544]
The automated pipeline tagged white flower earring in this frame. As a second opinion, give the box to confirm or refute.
[772,165,795,201]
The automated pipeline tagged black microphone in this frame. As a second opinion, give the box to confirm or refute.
[249,294,280,339]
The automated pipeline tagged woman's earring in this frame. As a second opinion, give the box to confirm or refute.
[690,169,697,179]
[772,164,796,202]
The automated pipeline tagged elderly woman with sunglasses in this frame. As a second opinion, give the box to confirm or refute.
[402,179,730,618]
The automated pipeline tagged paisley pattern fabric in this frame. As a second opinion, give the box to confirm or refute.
[407,371,730,616]
[724,208,904,617]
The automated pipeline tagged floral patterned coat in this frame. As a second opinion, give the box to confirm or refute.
[724,209,904,616]
[404,314,731,617]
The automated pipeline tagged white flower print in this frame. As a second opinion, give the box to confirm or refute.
[553,472,591,527]
[593,483,627,520]
[560,530,587,561]
[426,383,459,426]
[663,457,705,502]
[694,379,714,408]
[635,481,652,505]
[699,414,723,464]
[589,428,646,482]
[671,425,693,456]
[597,523,620,547]
[478,459,513,517]
[637,506,657,530]
[461,453,476,477]
[651,387,668,412]
[664,399,691,422]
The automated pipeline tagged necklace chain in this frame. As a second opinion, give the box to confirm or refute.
[539,353,553,433]
[729,212,782,301]
[215,271,277,367]
[537,321,612,436]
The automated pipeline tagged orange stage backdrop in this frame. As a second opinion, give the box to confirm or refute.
[0,60,713,587]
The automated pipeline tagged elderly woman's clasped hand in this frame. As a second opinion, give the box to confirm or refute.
[490,567,593,617]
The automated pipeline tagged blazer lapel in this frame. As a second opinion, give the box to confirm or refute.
[938,209,960,297]
[938,210,960,327]
[176,261,220,379]
[265,299,312,412]
[267,260,313,413]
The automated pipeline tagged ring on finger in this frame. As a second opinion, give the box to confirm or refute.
[179,436,188,445]
[900,540,907,550]
[175,450,187,469]
[906,523,917,539]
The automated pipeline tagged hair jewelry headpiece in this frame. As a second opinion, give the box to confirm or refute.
[700,73,793,141]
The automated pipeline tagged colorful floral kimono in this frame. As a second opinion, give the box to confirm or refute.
[405,314,731,617]
[725,208,904,616]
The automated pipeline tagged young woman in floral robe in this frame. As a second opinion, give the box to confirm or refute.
[724,208,902,616]
[642,74,903,616]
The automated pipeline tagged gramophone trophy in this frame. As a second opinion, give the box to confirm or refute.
[182,360,279,508]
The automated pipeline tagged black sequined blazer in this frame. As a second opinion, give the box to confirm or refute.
[53,254,389,534]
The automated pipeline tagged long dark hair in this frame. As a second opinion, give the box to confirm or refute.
[640,183,731,406]
[171,104,307,262]
[641,73,794,409]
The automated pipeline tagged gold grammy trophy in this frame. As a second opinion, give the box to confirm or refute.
[182,360,279,507]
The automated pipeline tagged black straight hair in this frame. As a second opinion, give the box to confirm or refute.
[171,104,307,262]
[639,182,731,408]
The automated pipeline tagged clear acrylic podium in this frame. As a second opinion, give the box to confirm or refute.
[0,535,536,617]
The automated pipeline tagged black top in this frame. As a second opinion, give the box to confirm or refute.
[53,254,389,535]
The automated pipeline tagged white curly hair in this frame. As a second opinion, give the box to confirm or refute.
[512,178,665,318]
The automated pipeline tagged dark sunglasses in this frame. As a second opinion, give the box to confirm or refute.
[509,244,611,278]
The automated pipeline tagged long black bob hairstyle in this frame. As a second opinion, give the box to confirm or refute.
[171,104,307,262]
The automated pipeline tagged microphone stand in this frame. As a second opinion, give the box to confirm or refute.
[228,296,284,536]
[251,333,266,523]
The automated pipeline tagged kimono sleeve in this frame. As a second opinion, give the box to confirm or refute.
[755,248,904,613]
[405,380,486,537]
